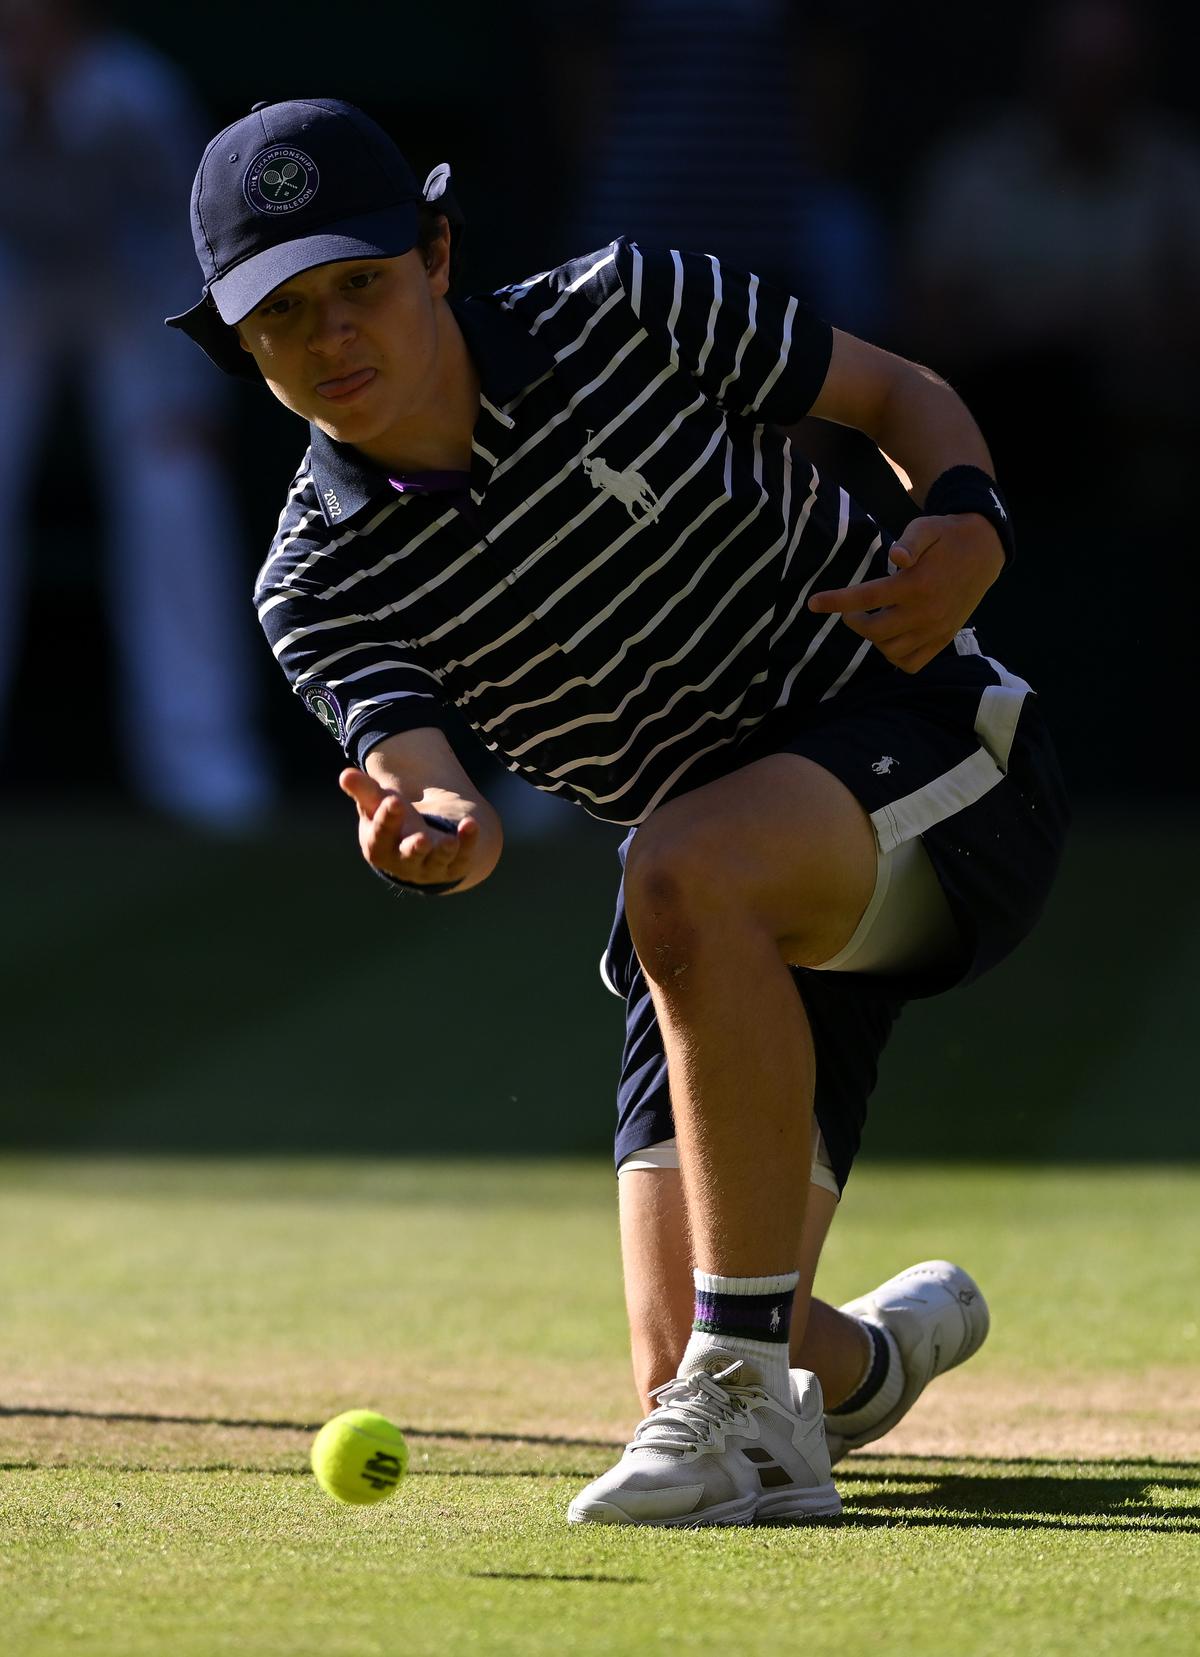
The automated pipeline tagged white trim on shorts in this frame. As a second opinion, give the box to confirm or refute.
[618,1120,842,1199]
[871,633,1031,856]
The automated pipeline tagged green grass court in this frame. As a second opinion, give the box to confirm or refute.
[3,1157,1197,1655]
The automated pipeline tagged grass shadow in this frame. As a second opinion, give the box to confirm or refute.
[0,1402,621,1451]
[850,1453,1200,1471]
[469,1572,642,1585]
[839,1462,1199,1534]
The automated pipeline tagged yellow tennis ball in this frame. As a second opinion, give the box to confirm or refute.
[311,1409,408,1505]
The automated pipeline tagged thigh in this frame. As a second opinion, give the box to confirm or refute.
[740,640,1069,992]
[625,751,881,969]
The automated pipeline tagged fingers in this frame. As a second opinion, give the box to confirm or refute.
[809,521,944,612]
[808,573,898,615]
[889,519,942,569]
[364,794,478,886]
[811,516,993,675]
[839,607,952,662]
[411,815,478,877]
[339,767,392,817]
[391,816,477,884]
[842,619,947,673]
[837,607,912,645]
[340,764,480,887]
[393,810,471,865]
[365,792,417,864]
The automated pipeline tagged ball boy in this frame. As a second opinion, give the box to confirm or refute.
[169,99,1067,1525]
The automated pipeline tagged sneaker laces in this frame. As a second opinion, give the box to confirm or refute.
[627,1361,767,1456]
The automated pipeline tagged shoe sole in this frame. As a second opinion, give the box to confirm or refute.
[829,1259,989,1461]
[567,1481,843,1527]
[567,1492,758,1527]
[755,1481,843,1522]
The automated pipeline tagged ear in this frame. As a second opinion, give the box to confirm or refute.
[423,216,452,297]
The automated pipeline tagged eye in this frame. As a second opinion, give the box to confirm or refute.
[260,295,295,318]
[345,270,379,291]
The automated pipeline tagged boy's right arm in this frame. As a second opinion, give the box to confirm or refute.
[339,727,504,895]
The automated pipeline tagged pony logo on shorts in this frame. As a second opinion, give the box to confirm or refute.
[301,684,345,742]
[243,146,320,215]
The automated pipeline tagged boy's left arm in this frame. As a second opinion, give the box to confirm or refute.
[799,329,1009,674]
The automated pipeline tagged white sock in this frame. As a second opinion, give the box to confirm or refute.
[679,1269,799,1404]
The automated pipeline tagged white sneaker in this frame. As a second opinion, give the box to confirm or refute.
[567,1355,842,1527]
[824,1259,990,1464]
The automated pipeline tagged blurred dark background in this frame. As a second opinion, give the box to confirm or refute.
[1,0,1196,1163]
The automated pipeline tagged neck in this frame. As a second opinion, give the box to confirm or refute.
[358,301,480,474]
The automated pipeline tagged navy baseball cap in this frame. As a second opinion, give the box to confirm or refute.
[166,98,453,378]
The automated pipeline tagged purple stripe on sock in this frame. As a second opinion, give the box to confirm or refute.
[693,1287,793,1345]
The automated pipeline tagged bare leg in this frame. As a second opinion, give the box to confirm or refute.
[618,1168,692,1411]
[623,755,878,1345]
[792,1195,874,1407]
[796,1302,873,1406]
[619,1167,870,1412]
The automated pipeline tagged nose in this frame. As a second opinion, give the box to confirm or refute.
[307,295,356,357]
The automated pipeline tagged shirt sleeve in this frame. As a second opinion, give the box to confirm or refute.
[616,239,834,425]
[255,474,460,770]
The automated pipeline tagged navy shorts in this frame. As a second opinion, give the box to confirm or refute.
[601,635,1070,1194]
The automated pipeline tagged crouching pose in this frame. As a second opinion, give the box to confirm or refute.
[169,99,1068,1525]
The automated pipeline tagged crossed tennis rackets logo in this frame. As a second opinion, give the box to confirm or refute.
[244,145,319,215]
[261,161,304,200]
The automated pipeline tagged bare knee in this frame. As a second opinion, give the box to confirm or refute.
[623,813,832,981]
[623,819,739,986]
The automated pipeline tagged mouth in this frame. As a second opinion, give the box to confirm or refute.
[315,367,377,402]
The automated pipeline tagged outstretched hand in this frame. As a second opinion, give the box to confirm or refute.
[339,768,481,888]
[807,513,1006,674]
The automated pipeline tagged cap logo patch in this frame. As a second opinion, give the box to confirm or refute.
[244,145,319,215]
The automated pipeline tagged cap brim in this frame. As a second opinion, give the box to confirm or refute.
[209,201,419,324]
[164,201,419,380]
[164,293,263,380]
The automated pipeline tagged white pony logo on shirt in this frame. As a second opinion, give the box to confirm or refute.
[581,436,660,522]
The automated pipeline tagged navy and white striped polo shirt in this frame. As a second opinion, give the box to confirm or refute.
[255,238,894,827]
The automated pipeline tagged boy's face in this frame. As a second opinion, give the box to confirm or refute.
[236,243,449,449]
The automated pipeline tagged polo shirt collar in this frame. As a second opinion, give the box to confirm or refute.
[306,295,554,528]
